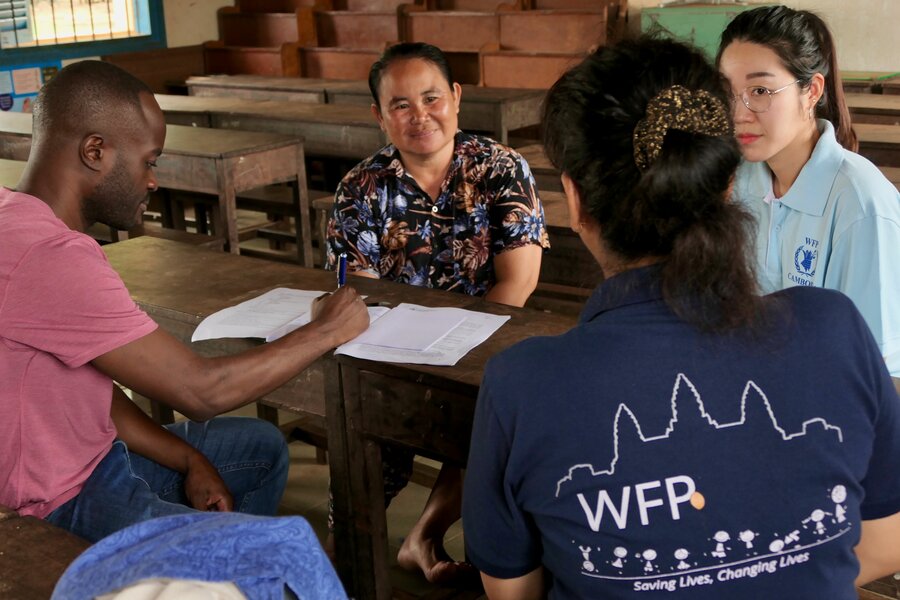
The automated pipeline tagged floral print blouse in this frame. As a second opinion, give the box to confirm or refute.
[325,132,550,297]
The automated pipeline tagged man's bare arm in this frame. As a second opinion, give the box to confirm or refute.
[93,286,368,421]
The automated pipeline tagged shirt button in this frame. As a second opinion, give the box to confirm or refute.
[431,206,439,214]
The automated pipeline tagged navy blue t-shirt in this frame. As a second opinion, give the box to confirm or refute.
[463,267,900,599]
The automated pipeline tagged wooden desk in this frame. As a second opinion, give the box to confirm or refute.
[0,157,25,186]
[155,93,385,161]
[332,299,575,599]
[187,74,330,103]
[857,123,900,168]
[0,111,312,264]
[847,93,900,125]
[516,142,561,191]
[0,512,89,600]
[185,75,545,145]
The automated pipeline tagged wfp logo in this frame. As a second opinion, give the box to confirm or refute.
[793,239,819,277]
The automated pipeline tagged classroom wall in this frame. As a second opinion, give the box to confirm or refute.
[627,0,898,72]
[163,0,233,48]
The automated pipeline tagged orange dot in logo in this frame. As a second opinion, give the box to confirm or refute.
[690,492,705,510]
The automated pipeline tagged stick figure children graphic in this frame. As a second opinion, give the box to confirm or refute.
[803,509,833,535]
[711,531,730,558]
[641,549,657,573]
[738,530,758,549]
[611,546,628,570]
[579,545,596,573]
[674,548,691,570]
[831,485,848,523]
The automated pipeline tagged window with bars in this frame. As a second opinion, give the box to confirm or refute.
[0,0,164,67]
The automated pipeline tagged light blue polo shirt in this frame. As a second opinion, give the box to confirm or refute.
[735,119,900,376]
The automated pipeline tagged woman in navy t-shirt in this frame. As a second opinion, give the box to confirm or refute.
[462,36,900,599]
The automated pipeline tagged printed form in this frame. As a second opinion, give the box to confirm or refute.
[189,289,508,366]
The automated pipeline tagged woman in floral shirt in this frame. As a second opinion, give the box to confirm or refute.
[326,42,549,583]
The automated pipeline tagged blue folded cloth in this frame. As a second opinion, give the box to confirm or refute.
[51,512,348,600]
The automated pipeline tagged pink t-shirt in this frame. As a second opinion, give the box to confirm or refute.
[0,188,158,518]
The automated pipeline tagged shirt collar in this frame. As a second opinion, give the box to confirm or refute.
[779,119,843,216]
[579,265,664,324]
[375,131,469,193]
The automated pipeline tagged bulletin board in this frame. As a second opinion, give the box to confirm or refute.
[0,61,60,113]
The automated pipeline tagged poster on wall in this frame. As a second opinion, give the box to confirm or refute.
[0,0,33,48]
[0,62,60,113]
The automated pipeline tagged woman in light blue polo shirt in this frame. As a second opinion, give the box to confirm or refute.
[717,5,900,376]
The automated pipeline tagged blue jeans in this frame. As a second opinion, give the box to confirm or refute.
[47,417,289,543]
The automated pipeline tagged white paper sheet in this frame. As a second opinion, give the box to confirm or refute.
[347,304,465,351]
[191,288,324,342]
[335,303,510,366]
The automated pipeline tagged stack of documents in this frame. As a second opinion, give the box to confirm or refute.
[190,288,509,366]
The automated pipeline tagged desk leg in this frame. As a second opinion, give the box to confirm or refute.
[294,145,314,268]
[328,362,391,600]
[215,159,240,254]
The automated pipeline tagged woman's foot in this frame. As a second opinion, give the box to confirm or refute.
[397,534,477,585]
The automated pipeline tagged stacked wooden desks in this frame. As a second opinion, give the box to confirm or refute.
[0,111,312,265]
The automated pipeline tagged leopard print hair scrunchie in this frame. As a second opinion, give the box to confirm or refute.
[633,84,731,171]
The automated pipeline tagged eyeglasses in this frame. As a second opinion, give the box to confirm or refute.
[729,80,801,113]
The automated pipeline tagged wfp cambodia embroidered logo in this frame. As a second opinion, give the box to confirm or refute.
[793,241,819,276]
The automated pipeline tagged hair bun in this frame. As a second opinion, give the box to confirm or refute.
[633,85,731,171]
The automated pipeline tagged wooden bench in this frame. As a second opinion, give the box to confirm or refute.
[218,7,303,47]
[203,40,302,76]
[238,0,328,11]
[101,45,205,95]
[856,123,900,168]
[334,0,410,10]
[400,5,500,53]
[882,166,900,191]
[188,74,329,103]
[847,93,900,126]
[310,10,400,49]
[298,46,382,79]
[497,9,607,53]
[0,505,90,600]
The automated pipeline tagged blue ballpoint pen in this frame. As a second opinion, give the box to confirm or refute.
[337,253,347,288]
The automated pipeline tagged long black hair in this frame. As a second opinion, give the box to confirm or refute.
[717,5,857,152]
[543,36,764,333]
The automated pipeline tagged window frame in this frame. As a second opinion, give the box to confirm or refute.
[0,0,167,68]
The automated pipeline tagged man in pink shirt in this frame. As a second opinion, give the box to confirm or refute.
[0,61,369,542]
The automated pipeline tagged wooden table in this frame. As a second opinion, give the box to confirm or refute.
[187,74,331,103]
[156,94,386,160]
[0,512,90,600]
[0,157,25,186]
[0,111,312,264]
[516,142,561,191]
[185,75,545,145]
[332,299,575,599]
[847,93,900,125]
